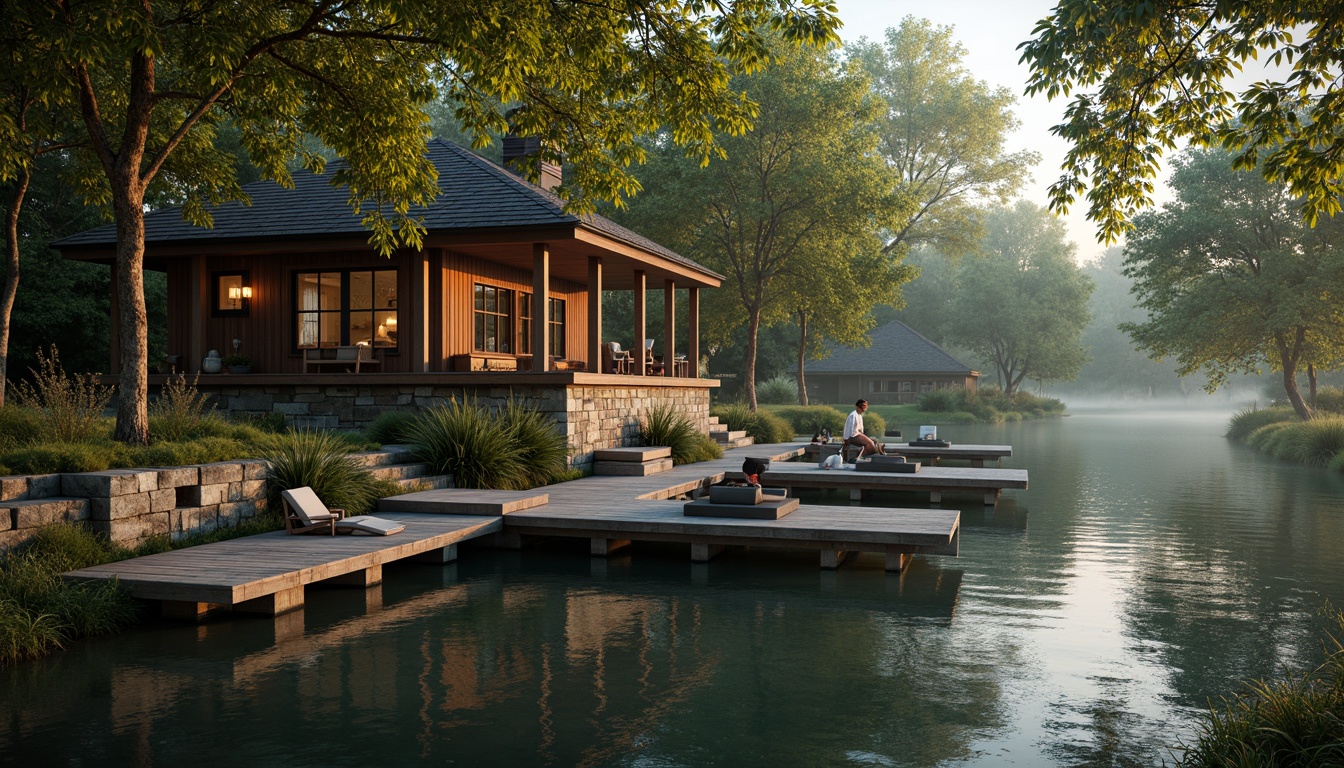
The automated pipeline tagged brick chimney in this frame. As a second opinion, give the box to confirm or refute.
[502,134,562,191]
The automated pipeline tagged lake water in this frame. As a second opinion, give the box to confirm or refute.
[5,408,1344,767]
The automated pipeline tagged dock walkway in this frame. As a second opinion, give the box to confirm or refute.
[66,443,973,617]
[801,442,1012,467]
[761,462,1028,506]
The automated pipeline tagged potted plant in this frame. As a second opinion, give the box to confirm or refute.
[221,353,252,374]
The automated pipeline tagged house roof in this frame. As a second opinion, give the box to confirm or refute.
[805,320,977,375]
[53,138,721,281]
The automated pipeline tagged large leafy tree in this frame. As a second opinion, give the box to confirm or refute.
[849,17,1038,256]
[1122,148,1344,420]
[2,0,839,444]
[944,202,1093,395]
[1020,1,1344,241]
[616,38,912,408]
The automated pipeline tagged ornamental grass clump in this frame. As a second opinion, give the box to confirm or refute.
[712,402,795,444]
[263,430,396,516]
[496,398,569,487]
[365,410,420,445]
[12,346,112,444]
[1279,417,1344,469]
[755,375,798,405]
[771,405,846,436]
[1226,405,1297,441]
[641,403,722,465]
[148,373,219,442]
[406,398,566,490]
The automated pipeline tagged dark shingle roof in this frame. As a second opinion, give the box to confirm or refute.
[54,139,718,278]
[806,320,975,375]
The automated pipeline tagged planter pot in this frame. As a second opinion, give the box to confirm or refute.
[227,365,252,374]
[202,356,222,374]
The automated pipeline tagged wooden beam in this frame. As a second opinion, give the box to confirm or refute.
[633,269,646,376]
[663,279,676,377]
[588,256,603,374]
[688,286,700,379]
[189,256,204,374]
[532,243,550,371]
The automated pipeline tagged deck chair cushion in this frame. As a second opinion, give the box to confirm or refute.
[335,516,405,536]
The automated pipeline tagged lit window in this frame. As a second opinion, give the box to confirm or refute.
[214,272,251,317]
[295,268,397,349]
[473,284,513,353]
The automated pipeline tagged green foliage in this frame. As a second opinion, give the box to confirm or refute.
[1175,607,1344,767]
[942,203,1093,395]
[0,406,43,449]
[641,403,722,466]
[133,514,284,556]
[1022,1,1344,242]
[918,391,956,413]
[848,18,1037,256]
[148,374,217,442]
[229,411,287,433]
[755,375,798,405]
[1281,418,1344,469]
[366,410,420,445]
[712,403,795,445]
[0,524,138,666]
[1227,406,1298,441]
[769,405,846,436]
[406,398,568,490]
[859,409,886,439]
[1247,423,1295,457]
[1121,147,1344,420]
[1316,387,1344,415]
[263,430,396,516]
[12,347,113,443]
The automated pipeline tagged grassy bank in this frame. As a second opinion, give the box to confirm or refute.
[762,389,1065,438]
[1226,403,1344,471]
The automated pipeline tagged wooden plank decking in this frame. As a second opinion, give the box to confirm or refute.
[801,442,1013,467]
[759,461,1028,505]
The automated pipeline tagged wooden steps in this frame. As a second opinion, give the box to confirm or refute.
[592,446,673,476]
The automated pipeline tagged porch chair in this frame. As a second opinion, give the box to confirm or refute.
[602,341,631,374]
[280,486,405,536]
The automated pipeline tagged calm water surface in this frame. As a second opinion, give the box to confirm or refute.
[5,408,1344,766]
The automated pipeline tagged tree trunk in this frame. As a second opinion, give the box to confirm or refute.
[0,169,28,408]
[1309,364,1317,412]
[1276,329,1311,421]
[796,309,809,406]
[744,306,761,410]
[111,180,150,445]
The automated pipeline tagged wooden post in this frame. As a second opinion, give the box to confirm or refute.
[688,286,700,378]
[663,279,676,377]
[532,243,550,370]
[188,256,204,374]
[588,256,603,373]
[633,269,646,376]
[820,550,848,569]
[428,249,446,372]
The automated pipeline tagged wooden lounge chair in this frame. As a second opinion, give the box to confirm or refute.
[602,341,631,374]
[280,486,405,536]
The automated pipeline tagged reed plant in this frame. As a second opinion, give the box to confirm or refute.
[1226,405,1297,441]
[263,430,397,515]
[405,398,524,489]
[497,398,569,487]
[1247,422,1296,458]
[148,373,218,442]
[641,403,723,465]
[1279,417,1344,469]
[755,375,798,405]
[12,346,113,444]
[1176,609,1344,767]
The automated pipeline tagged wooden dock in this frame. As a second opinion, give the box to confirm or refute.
[759,462,1028,505]
[801,442,1013,467]
[63,443,970,618]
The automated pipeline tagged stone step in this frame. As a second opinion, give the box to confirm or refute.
[0,474,62,504]
[593,446,672,462]
[369,462,431,481]
[395,474,453,491]
[709,429,747,443]
[593,458,674,476]
[349,446,417,468]
[6,497,91,531]
[726,435,755,449]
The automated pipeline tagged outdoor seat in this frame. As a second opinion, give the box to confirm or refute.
[603,341,631,375]
[280,486,405,536]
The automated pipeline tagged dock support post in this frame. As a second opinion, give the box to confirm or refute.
[235,585,305,616]
[984,491,998,506]
[929,490,943,504]
[411,543,458,564]
[161,600,213,621]
[492,532,538,549]
[885,552,910,572]
[591,538,631,557]
[327,565,383,588]
[820,550,848,569]
[849,489,863,502]
[691,543,725,562]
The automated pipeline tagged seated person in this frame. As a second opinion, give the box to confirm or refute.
[741,457,767,487]
[843,399,885,458]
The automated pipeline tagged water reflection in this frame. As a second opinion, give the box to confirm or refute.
[4,409,1344,766]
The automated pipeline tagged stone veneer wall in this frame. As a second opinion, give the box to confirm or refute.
[199,381,710,468]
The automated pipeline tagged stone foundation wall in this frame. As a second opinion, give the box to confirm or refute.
[200,381,711,468]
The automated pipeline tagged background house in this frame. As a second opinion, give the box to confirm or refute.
[805,320,978,405]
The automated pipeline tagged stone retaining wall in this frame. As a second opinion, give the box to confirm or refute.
[201,381,710,468]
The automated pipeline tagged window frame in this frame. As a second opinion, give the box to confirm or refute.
[473,282,515,354]
[292,267,399,352]
[212,270,251,318]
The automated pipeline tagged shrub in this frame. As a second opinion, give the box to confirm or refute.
[755,375,798,405]
[0,406,43,449]
[495,398,569,487]
[919,390,957,413]
[1278,417,1344,468]
[406,399,524,490]
[264,430,395,515]
[12,346,113,444]
[1226,405,1298,441]
[366,410,419,445]
[1315,386,1344,415]
[149,373,216,442]
[771,405,846,436]
[0,443,125,474]
[860,409,886,438]
[642,403,722,465]
[712,402,794,445]
[1247,422,1295,457]
[229,411,287,433]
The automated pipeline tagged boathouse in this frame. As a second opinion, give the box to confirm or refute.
[53,138,721,466]
[804,320,978,405]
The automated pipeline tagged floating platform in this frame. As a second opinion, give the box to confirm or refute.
[760,462,1027,505]
[802,442,1012,467]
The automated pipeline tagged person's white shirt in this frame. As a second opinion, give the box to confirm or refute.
[844,409,864,440]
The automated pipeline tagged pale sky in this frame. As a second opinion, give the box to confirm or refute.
[832,0,1116,262]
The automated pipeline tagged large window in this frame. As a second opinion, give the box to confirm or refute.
[474,284,514,353]
[548,297,566,357]
[213,271,251,317]
[295,269,397,349]
[518,292,533,355]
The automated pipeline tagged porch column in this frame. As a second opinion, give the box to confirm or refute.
[532,243,550,371]
[633,269,646,376]
[688,286,700,378]
[588,257,603,373]
[188,256,205,374]
[663,279,676,377]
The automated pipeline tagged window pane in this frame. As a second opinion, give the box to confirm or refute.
[217,274,243,311]
[320,313,342,347]
[374,270,396,309]
[377,310,397,347]
[319,273,341,311]
[297,312,319,348]
[349,271,372,310]
[349,311,373,346]
[474,314,484,350]
[485,286,496,313]
[474,284,484,311]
